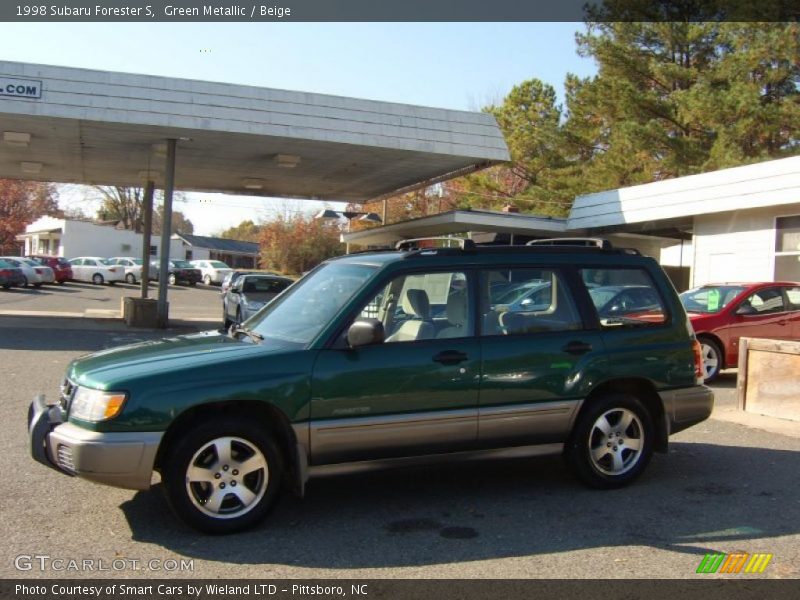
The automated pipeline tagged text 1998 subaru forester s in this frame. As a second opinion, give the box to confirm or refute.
[29,238,713,534]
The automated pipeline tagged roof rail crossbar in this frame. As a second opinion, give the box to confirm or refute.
[526,237,612,250]
[395,237,476,251]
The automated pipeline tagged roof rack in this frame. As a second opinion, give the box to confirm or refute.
[395,237,476,252]
[526,237,612,249]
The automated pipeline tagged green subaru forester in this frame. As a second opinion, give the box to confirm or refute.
[29,238,713,534]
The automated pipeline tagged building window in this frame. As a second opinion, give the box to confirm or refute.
[149,245,158,256]
[774,216,800,281]
[185,250,193,260]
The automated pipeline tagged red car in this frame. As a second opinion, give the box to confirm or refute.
[26,255,73,285]
[680,282,800,381]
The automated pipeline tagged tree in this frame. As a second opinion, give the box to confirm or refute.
[93,186,146,232]
[259,213,342,274]
[92,185,194,234]
[217,220,262,242]
[0,179,59,254]
[153,206,194,235]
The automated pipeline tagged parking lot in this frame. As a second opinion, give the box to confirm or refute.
[0,280,222,323]
[2,303,799,579]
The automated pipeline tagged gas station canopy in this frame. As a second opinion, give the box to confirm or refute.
[0,61,509,201]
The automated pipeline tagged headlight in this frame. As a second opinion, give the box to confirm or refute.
[70,387,127,421]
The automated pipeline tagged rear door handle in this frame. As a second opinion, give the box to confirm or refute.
[562,341,593,355]
[433,350,469,365]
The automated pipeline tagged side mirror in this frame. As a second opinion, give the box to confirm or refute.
[736,304,757,316]
[347,319,385,348]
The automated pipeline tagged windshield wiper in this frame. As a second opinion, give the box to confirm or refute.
[229,325,264,343]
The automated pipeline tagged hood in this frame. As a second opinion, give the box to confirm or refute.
[68,330,270,389]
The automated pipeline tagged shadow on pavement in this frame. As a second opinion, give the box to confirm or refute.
[121,441,800,569]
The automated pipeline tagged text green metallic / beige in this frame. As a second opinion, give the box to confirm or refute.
[29,239,713,534]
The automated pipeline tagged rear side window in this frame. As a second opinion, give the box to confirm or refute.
[743,287,785,314]
[581,268,668,328]
[481,268,582,336]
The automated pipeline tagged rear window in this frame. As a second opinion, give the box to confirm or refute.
[581,268,668,327]
[171,260,194,268]
[57,258,70,267]
[209,261,229,268]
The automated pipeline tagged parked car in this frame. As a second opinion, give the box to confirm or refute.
[149,259,202,286]
[109,257,144,284]
[191,260,233,286]
[27,255,72,285]
[0,256,51,287]
[220,270,279,295]
[222,274,293,328]
[0,259,26,289]
[29,238,712,534]
[67,257,124,285]
[680,282,800,382]
[589,285,665,322]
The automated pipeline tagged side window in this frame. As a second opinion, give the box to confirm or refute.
[71,259,83,266]
[581,268,668,327]
[481,268,582,336]
[85,259,97,267]
[744,287,785,314]
[784,286,800,310]
[355,271,472,343]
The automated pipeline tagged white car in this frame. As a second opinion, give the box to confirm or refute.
[190,260,233,286]
[109,257,144,284]
[68,257,124,285]
[0,256,54,287]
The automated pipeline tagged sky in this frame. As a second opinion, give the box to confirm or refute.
[1,22,597,235]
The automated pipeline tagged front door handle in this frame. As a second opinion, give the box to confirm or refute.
[562,341,593,355]
[433,350,469,365]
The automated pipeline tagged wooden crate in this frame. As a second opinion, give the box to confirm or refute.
[737,337,800,421]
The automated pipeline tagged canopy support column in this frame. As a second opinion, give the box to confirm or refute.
[140,180,154,299]
[156,139,177,328]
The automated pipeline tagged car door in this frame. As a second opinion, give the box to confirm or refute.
[781,285,800,339]
[478,267,603,447]
[727,286,792,348]
[309,269,480,465]
[69,258,85,281]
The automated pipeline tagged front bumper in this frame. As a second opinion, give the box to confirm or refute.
[659,385,715,435]
[28,395,162,490]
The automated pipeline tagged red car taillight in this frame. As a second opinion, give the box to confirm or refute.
[0,269,10,277]
[692,339,704,384]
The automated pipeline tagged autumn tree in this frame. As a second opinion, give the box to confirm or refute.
[153,206,194,235]
[0,179,59,254]
[259,213,342,274]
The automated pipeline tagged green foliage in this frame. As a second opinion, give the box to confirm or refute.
[217,220,262,242]
[452,20,799,215]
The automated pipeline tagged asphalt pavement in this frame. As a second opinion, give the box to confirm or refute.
[1,317,799,580]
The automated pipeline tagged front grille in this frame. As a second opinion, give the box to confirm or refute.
[56,444,76,472]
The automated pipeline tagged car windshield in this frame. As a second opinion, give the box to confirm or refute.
[680,285,746,314]
[209,261,229,268]
[172,260,194,268]
[244,262,376,348]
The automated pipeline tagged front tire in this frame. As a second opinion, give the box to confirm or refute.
[126,273,136,284]
[168,273,177,285]
[203,275,212,286]
[698,337,722,382]
[162,418,283,534]
[565,393,653,489]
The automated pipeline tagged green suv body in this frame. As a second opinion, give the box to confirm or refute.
[29,240,713,533]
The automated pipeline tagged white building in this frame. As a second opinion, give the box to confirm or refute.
[19,215,184,260]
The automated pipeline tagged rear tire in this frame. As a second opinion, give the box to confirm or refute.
[565,393,653,489]
[168,273,177,285]
[33,282,42,288]
[204,275,212,286]
[92,273,104,285]
[162,417,284,534]
[698,337,722,383]
[126,273,136,284]
[21,276,28,288]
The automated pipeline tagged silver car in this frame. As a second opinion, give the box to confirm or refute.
[0,256,54,287]
[223,274,293,328]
